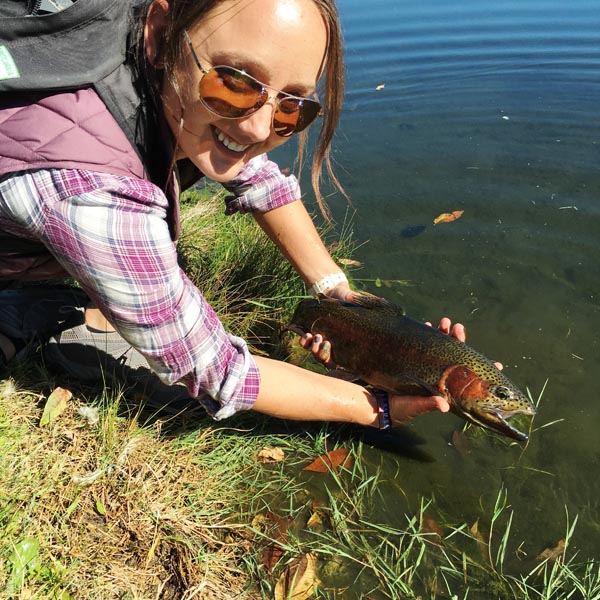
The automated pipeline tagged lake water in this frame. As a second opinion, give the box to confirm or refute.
[275,0,600,590]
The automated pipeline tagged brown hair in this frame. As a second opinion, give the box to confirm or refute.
[133,0,345,219]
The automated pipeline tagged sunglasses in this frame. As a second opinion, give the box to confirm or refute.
[183,31,322,137]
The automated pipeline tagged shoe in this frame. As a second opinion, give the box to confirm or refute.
[45,324,150,383]
[0,285,88,362]
[44,324,197,413]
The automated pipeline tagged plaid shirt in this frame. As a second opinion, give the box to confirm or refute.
[0,157,301,418]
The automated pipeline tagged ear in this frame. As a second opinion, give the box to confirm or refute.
[144,0,170,67]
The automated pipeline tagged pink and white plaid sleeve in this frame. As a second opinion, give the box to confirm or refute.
[0,168,260,419]
[221,153,302,214]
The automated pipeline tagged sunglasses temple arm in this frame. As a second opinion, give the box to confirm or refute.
[183,30,204,72]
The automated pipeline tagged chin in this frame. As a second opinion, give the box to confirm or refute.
[195,153,248,183]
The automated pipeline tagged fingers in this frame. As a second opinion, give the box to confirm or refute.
[389,394,451,426]
[322,282,354,303]
[299,332,333,366]
[425,318,466,342]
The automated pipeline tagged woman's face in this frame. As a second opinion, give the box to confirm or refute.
[155,0,327,183]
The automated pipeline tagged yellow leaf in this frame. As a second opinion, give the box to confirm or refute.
[338,258,363,267]
[433,210,464,225]
[39,387,72,426]
[306,511,323,529]
[275,552,320,600]
[258,447,285,463]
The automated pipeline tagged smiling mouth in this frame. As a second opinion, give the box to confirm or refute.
[214,127,250,154]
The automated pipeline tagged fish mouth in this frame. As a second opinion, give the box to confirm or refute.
[461,407,533,442]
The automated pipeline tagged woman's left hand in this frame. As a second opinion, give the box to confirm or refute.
[298,282,353,366]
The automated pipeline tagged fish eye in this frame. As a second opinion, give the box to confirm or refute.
[491,385,513,400]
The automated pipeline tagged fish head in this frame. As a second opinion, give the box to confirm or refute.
[441,365,536,442]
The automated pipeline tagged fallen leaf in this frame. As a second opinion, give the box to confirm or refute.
[433,210,464,225]
[39,387,72,426]
[303,448,353,473]
[376,84,385,91]
[418,511,444,542]
[95,498,107,517]
[470,519,488,558]
[263,543,286,572]
[259,512,292,572]
[536,538,565,563]
[258,446,285,463]
[451,430,471,457]
[338,258,363,267]
[275,552,320,600]
[306,511,322,529]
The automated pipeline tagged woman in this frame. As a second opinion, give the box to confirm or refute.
[0,0,454,427]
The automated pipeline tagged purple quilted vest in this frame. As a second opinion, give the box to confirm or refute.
[0,88,145,180]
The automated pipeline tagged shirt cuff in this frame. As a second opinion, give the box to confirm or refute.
[222,154,301,214]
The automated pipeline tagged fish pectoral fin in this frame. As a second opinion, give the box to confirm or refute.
[400,374,442,398]
[285,323,308,337]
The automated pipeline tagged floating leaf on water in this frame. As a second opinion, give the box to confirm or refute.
[303,448,353,473]
[274,552,320,600]
[258,446,285,463]
[39,387,72,426]
[433,210,464,225]
[338,258,363,267]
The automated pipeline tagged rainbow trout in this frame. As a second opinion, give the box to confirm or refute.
[290,294,536,441]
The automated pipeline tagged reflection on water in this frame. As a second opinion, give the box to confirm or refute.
[274,0,600,584]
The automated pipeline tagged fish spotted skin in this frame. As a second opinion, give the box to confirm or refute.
[290,294,536,441]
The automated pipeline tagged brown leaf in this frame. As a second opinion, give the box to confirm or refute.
[263,544,286,572]
[259,512,292,572]
[258,446,285,463]
[536,538,565,563]
[451,430,471,457]
[418,511,444,542]
[303,448,353,473]
[433,210,464,225]
[274,552,320,600]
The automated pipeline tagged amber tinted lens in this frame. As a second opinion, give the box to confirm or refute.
[273,97,321,137]
[199,66,268,118]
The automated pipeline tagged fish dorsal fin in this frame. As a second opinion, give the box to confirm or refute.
[343,292,405,316]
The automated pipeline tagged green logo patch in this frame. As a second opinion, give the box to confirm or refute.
[0,46,20,81]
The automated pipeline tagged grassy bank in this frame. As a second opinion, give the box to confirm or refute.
[1,186,599,599]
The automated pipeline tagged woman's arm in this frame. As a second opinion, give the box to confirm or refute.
[253,199,354,301]
[252,355,450,427]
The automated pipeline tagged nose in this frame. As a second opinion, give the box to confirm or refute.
[236,99,276,142]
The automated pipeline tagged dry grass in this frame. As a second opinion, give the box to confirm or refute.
[0,373,267,599]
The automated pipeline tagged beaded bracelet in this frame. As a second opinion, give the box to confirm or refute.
[372,389,392,430]
[307,272,348,296]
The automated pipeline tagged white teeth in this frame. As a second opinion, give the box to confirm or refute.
[216,130,249,153]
